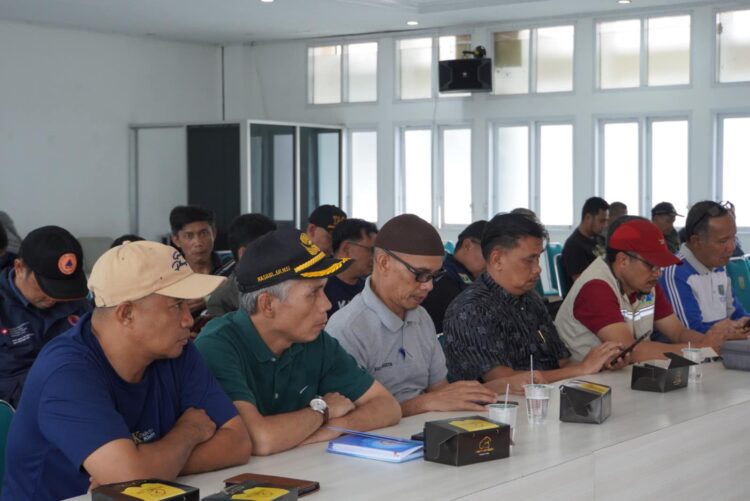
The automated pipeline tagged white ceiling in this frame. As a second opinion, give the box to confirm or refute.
[0,0,736,44]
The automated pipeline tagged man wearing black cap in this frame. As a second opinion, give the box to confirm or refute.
[0,226,91,407]
[195,229,400,456]
[327,214,498,416]
[421,220,487,334]
[651,201,682,254]
[306,204,347,255]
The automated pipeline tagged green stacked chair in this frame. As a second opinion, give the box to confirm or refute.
[0,400,15,490]
[727,256,750,311]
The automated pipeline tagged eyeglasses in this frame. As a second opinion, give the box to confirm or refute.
[383,248,446,283]
[626,253,660,273]
[686,201,734,238]
[347,241,375,253]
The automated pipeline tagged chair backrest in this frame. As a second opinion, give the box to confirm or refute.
[727,256,750,311]
[553,253,571,297]
[546,243,563,291]
[0,400,15,489]
[443,241,455,255]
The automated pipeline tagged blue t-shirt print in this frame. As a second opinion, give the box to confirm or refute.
[1,312,238,501]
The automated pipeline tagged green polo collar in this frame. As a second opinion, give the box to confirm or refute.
[229,310,303,363]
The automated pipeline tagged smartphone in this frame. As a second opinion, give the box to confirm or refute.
[611,334,648,364]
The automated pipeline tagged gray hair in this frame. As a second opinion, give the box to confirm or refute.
[239,279,294,316]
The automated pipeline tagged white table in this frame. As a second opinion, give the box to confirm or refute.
[70,363,750,500]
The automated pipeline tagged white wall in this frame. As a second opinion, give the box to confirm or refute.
[0,21,221,240]
[224,4,750,246]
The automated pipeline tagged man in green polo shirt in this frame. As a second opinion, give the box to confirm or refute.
[195,229,401,456]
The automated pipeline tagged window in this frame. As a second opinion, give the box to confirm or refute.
[491,122,574,226]
[401,128,433,221]
[717,9,750,83]
[493,25,574,95]
[348,130,378,222]
[598,117,689,215]
[597,15,690,89]
[719,116,750,226]
[308,42,378,104]
[440,127,472,225]
[398,35,472,100]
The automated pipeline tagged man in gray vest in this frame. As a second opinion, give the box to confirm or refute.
[555,217,728,362]
[327,214,498,416]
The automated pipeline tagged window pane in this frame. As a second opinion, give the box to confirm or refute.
[347,42,378,102]
[603,122,639,215]
[598,20,641,89]
[403,129,432,222]
[309,45,341,104]
[647,16,690,86]
[350,131,378,222]
[539,124,573,226]
[494,126,529,213]
[399,38,432,100]
[493,30,530,94]
[722,117,750,226]
[718,9,750,83]
[442,128,472,225]
[651,120,688,219]
[439,34,472,60]
[536,25,574,93]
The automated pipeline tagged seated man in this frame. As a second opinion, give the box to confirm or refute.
[327,214,498,417]
[195,229,400,456]
[562,197,609,284]
[442,214,623,395]
[651,202,682,254]
[555,217,727,363]
[2,241,250,501]
[0,226,91,407]
[421,220,487,334]
[170,205,233,276]
[207,213,277,317]
[306,204,347,255]
[324,218,378,317]
[660,201,749,336]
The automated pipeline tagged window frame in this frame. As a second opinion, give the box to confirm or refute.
[714,7,750,87]
[306,39,379,106]
[344,126,379,222]
[715,111,750,231]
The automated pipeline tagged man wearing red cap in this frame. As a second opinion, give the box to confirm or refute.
[555,217,728,362]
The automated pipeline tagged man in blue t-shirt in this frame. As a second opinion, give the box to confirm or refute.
[324,218,378,317]
[2,241,251,501]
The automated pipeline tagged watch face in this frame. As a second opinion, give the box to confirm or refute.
[311,398,327,412]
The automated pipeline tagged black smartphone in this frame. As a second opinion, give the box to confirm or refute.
[611,334,648,364]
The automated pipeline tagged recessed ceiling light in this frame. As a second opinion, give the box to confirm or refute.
[617,0,631,4]
[407,21,419,26]
[261,0,274,3]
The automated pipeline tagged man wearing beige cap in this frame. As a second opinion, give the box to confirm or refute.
[2,241,251,501]
[327,214,498,417]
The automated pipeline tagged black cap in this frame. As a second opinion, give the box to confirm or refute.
[18,226,88,300]
[236,228,352,293]
[457,220,488,245]
[308,205,347,232]
[651,202,683,217]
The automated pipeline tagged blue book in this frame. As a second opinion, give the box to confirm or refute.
[327,432,424,463]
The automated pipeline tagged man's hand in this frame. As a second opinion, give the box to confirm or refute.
[322,392,355,419]
[507,371,547,394]
[581,342,623,374]
[603,350,631,371]
[425,381,498,412]
[175,408,216,445]
[697,327,727,353]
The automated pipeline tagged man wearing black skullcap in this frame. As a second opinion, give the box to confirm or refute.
[421,220,487,334]
[327,214,497,416]
[196,228,400,455]
[0,226,91,406]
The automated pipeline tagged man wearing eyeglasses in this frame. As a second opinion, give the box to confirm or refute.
[327,214,498,416]
[324,218,378,317]
[660,201,750,339]
[555,217,728,363]
[2,241,251,501]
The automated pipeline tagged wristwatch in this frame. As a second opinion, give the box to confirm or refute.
[309,396,329,423]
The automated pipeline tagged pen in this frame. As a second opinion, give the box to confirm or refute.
[537,330,546,344]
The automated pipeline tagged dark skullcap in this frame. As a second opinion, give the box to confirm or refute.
[374,214,444,256]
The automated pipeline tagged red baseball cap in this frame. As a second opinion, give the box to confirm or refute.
[609,219,681,267]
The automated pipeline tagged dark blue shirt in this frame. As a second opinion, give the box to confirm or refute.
[1,313,238,501]
[421,253,475,334]
[324,276,365,317]
[0,268,91,407]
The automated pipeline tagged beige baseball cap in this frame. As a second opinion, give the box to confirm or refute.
[88,241,226,307]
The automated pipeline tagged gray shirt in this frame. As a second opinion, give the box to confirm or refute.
[326,277,448,403]
[206,273,240,317]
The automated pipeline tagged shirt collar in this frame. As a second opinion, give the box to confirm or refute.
[233,310,302,363]
[679,243,713,274]
[444,253,471,276]
[361,276,420,332]
[481,272,523,306]
[6,268,31,307]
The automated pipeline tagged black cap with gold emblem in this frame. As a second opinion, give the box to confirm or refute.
[235,228,352,293]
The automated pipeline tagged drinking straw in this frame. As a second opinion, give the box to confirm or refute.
[530,354,534,386]
[504,383,510,406]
